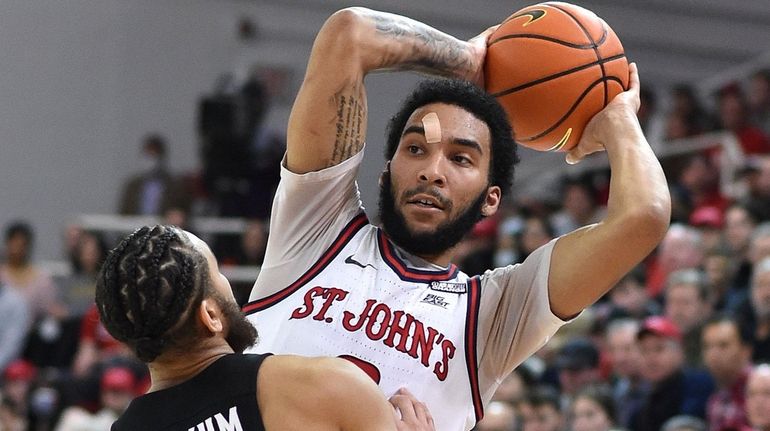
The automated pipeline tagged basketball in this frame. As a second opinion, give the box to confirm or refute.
[484,2,629,152]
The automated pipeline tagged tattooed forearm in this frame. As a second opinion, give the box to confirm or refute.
[329,83,366,166]
[362,11,474,78]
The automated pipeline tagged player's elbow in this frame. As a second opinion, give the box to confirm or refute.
[315,8,369,60]
[623,200,671,246]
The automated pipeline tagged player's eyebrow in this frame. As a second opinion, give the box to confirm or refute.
[452,138,483,155]
[402,125,426,137]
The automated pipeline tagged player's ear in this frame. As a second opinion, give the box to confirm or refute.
[198,298,224,334]
[481,185,501,217]
[379,161,391,187]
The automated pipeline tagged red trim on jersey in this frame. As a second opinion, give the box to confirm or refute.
[377,230,459,283]
[464,276,484,423]
[242,212,369,314]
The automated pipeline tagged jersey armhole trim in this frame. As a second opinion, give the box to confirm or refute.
[242,212,369,314]
[464,276,484,423]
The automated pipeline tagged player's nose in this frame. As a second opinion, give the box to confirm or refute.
[417,154,446,186]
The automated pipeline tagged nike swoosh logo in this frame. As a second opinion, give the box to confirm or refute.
[510,9,546,27]
[344,255,376,270]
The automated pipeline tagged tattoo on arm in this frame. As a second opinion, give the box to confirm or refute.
[330,82,365,166]
[364,11,473,77]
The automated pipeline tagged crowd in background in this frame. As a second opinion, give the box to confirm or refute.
[1,69,769,431]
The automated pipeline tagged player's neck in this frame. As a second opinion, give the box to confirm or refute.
[147,341,234,392]
[398,238,459,268]
[412,249,454,267]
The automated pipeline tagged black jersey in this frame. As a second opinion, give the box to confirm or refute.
[112,353,270,431]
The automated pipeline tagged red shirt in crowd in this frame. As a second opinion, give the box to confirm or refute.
[707,367,752,431]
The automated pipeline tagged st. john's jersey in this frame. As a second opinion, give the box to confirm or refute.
[245,149,567,431]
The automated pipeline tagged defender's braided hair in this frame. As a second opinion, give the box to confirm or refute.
[95,225,210,362]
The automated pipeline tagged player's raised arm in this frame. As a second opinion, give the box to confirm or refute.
[547,63,671,318]
[286,7,488,174]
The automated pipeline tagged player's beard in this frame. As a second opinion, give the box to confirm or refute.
[215,295,258,353]
[378,168,487,257]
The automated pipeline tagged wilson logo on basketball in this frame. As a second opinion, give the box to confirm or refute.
[289,286,456,381]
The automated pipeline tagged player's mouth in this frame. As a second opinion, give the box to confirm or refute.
[406,194,445,211]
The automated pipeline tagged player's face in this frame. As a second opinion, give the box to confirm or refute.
[380,103,500,257]
[186,232,257,353]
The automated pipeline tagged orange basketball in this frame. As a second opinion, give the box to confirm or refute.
[484,2,628,152]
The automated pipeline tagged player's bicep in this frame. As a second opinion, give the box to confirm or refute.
[286,11,369,174]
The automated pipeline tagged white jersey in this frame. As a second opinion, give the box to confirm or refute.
[245,149,568,431]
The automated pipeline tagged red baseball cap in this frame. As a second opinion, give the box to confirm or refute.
[3,360,36,382]
[101,367,136,393]
[689,206,724,229]
[637,316,682,341]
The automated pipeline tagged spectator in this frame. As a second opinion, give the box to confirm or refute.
[661,415,708,431]
[688,206,725,252]
[475,401,517,431]
[1,360,36,421]
[741,156,770,220]
[59,231,107,318]
[515,215,554,264]
[0,221,60,320]
[670,155,726,224]
[605,267,661,322]
[724,204,758,292]
[605,318,648,429]
[747,364,770,431]
[701,314,752,431]
[0,283,31,371]
[570,386,616,431]
[664,269,713,366]
[664,84,714,140]
[117,134,191,216]
[703,247,742,312]
[0,396,26,431]
[554,338,603,406]
[735,257,770,362]
[54,366,136,431]
[638,85,666,148]
[634,316,714,431]
[71,304,132,378]
[717,84,770,155]
[749,69,770,135]
[646,224,704,298]
[550,179,604,237]
[519,386,564,431]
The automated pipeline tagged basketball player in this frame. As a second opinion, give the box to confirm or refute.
[96,225,434,430]
[245,7,670,430]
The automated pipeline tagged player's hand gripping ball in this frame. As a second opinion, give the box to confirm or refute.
[484,1,629,152]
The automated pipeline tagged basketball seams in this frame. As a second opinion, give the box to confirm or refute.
[487,33,606,50]
[490,53,625,98]
[517,76,625,142]
[548,3,609,106]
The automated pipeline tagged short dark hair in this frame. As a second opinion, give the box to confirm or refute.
[574,386,616,424]
[4,221,33,244]
[703,313,753,346]
[525,385,561,411]
[384,78,518,197]
[96,225,211,362]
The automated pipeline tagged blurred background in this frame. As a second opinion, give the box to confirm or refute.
[1,1,770,430]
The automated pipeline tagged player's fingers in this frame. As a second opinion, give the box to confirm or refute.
[627,62,640,92]
[397,388,429,423]
[389,394,418,422]
[565,147,585,165]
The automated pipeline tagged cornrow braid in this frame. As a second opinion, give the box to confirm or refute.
[95,225,211,362]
